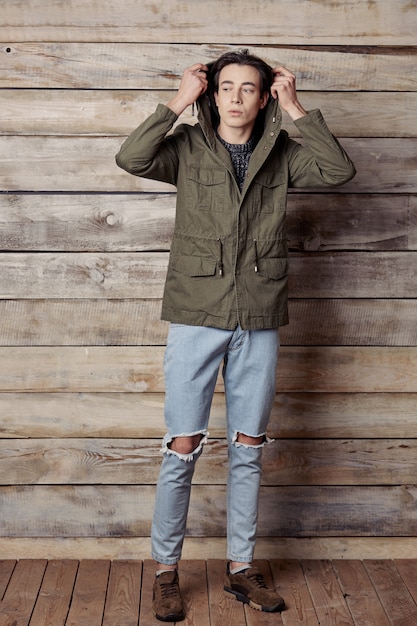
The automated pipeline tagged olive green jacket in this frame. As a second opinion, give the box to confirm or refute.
[116,95,355,330]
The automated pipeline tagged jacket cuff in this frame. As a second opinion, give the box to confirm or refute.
[155,102,179,124]
[293,108,328,131]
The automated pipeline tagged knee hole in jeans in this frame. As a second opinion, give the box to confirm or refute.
[169,434,203,455]
[236,432,265,446]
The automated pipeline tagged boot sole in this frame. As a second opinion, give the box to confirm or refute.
[224,585,285,612]
[153,609,185,622]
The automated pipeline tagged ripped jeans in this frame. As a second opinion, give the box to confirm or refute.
[151,323,280,565]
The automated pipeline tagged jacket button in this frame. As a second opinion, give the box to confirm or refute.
[270,131,275,136]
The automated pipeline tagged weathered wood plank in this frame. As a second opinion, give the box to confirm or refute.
[332,560,391,626]
[0,561,16,600]
[0,391,173,438]
[1,194,415,252]
[137,560,160,626]
[1,485,417,538]
[1,252,417,299]
[0,253,168,299]
[287,194,417,253]
[1,537,417,561]
[0,299,168,346]
[0,298,416,347]
[1,438,416,487]
[0,559,47,626]
[1,90,416,138]
[270,560,319,626]
[178,560,211,626]
[339,138,417,193]
[0,136,173,193]
[1,391,416,440]
[0,438,167,485]
[0,193,175,252]
[0,346,164,392]
[102,561,142,626]
[288,252,417,298]
[65,560,110,626]
[260,440,417,486]
[282,299,417,346]
[273,346,417,393]
[394,560,417,606]
[29,560,79,626]
[1,45,417,92]
[0,137,415,193]
[364,560,417,625]
[301,560,354,625]
[0,346,417,393]
[1,1,415,44]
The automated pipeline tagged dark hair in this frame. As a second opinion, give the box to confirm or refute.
[210,48,274,96]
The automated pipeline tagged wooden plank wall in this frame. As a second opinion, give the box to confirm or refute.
[0,1,416,560]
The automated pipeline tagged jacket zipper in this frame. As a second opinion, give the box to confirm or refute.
[253,238,259,273]
[217,238,224,276]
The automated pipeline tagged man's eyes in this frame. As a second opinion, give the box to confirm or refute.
[221,87,255,93]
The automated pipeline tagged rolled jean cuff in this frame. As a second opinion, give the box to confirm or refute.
[151,553,180,566]
[227,552,255,563]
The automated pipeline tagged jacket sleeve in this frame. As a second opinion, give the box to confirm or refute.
[286,109,356,188]
[115,103,181,185]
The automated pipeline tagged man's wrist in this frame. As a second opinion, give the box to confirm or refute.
[285,101,308,121]
[166,95,190,116]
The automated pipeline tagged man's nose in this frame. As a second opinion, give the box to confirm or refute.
[231,90,242,103]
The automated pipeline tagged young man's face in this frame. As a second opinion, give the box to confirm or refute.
[214,63,268,142]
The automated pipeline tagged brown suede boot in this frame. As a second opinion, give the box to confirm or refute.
[152,570,185,622]
[224,565,285,612]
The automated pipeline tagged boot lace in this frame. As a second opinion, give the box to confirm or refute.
[247,570,269,589]
[160,580,179,599]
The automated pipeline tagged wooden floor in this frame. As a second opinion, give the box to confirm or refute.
[1,559,417,625]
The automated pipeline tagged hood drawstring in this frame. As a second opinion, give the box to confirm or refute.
[253,239,259,273]
[217,238,224,276]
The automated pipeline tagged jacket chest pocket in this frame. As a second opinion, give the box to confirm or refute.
[251,170,287,214]
[186,166,226,213]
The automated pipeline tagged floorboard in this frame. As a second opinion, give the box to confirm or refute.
[0,559,415,625]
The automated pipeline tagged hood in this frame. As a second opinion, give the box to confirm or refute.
[195,61,282,147]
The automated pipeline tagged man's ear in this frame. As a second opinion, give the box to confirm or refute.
[260,92,269,109]
[214,91,219,106]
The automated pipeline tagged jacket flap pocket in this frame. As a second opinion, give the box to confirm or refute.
[187,166,226,186]
[255,170,286,188]
[171,255,217,277]
[257,258,288,280]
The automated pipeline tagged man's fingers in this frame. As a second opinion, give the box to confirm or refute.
[188,63,209,74]
[273,65,294,77]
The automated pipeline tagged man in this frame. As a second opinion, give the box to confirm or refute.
[116,49,355,622]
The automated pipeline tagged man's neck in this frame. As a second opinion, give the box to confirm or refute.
[217,123,254,145]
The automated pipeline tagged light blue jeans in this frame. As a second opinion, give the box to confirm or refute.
[151,323,280,565]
